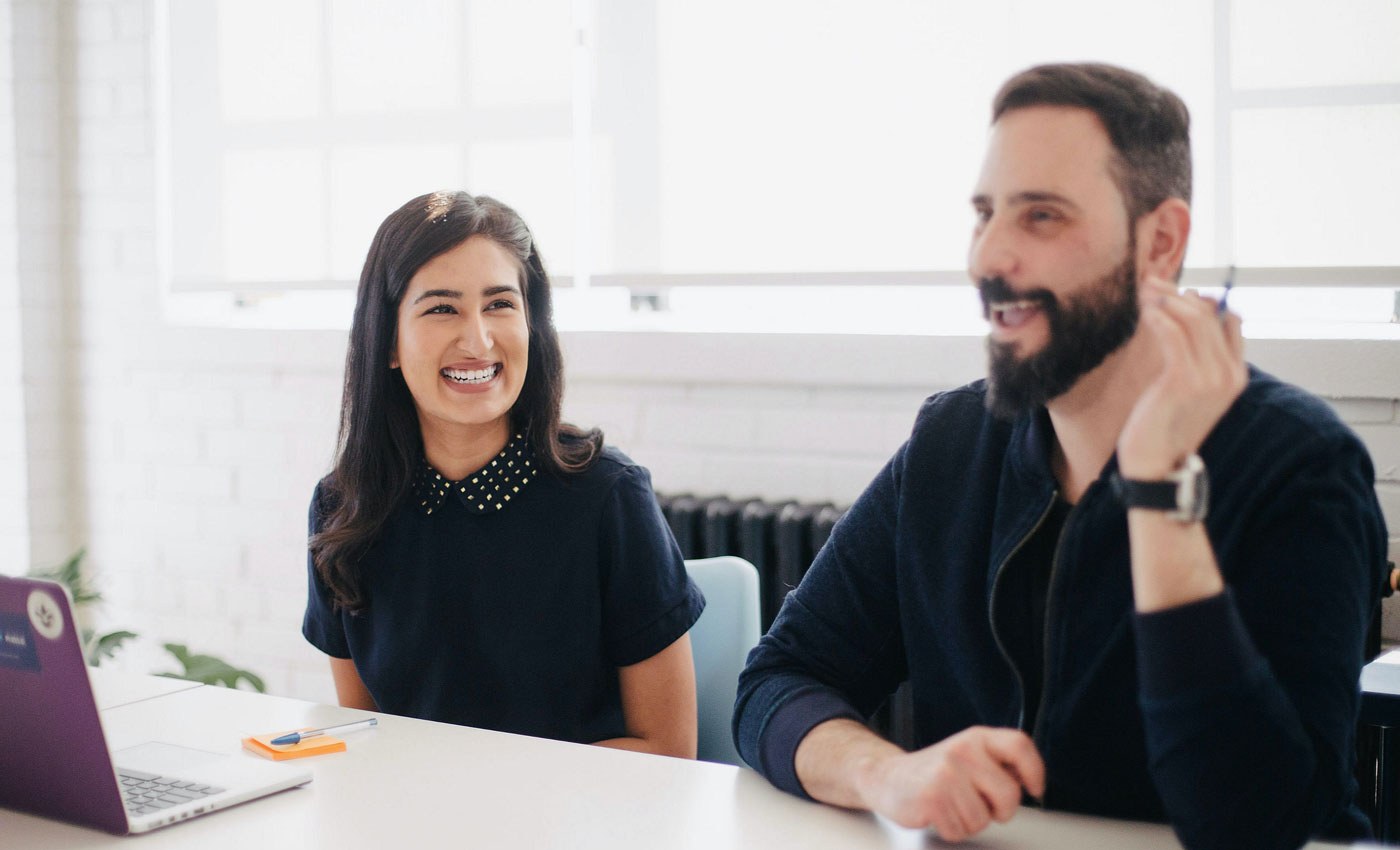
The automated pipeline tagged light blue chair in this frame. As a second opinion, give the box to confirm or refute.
[685,555,761,766]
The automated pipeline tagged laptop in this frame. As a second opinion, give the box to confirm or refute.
[0,575,312,834]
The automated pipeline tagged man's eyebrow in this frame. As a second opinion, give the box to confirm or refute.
[969,191,1081,211]
[412,288,462,305]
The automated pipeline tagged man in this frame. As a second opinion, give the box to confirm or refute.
[733,63,1388,850]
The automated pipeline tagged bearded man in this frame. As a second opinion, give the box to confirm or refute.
[733,63,1388,850]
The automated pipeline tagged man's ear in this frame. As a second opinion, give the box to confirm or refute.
[1136,197,1191,281]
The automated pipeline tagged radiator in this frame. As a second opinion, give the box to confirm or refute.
[656,493,844,630]
[657,493,919,749]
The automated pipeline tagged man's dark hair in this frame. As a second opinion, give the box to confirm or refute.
[992,63,1192,222]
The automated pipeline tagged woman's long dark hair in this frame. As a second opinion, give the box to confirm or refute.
[311,191,603,611]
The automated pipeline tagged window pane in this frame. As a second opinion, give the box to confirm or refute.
[621,0,1216,276]
[1233,0,1400,89]
[1232,104,1400,266]
[331,0,461,114]
[329,145,465,280]
[467,0,573,107]
[222,150,328,281]
[217,0,322,122]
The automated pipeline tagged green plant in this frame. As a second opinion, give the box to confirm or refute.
[159,643,266,692]
[27,549,267,693]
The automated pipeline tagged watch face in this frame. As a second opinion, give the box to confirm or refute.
[1175,456,1209,523]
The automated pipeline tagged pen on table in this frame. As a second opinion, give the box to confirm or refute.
[1216,265,1235,318]
[271,717,378,746]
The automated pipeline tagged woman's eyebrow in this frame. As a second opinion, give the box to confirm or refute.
[482,285,522,298]
[411,288,463,305]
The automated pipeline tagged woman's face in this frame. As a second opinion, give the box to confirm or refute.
[391,236,529,451]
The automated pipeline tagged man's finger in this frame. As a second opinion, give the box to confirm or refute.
[980,729,1046,798]
[970,763,1024,822]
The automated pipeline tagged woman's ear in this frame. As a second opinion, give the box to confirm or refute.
[1136,197,1191,281]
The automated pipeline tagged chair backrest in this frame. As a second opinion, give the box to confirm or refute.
[685,556,761,766]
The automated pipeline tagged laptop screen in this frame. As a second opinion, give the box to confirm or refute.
[0,576,128,834]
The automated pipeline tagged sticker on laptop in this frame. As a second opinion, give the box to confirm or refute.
[0,612,41,672]
[27,588,64,641]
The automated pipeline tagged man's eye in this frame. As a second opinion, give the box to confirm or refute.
[1027,208,1060,224]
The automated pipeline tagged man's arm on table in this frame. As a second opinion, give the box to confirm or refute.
[733,426,1044,844]
[795,719,1043,843]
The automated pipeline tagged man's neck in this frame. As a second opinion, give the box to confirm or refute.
[1045,333,1159,503]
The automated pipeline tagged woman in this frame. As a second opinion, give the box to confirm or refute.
[304,190,704,757]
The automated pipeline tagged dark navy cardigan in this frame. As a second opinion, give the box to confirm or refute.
[734,368,1387,850]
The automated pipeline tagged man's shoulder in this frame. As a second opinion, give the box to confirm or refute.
[909,380,1011,441]
[903,380,1020,465]
[912,380,993,426]
[1231,367,1356,448]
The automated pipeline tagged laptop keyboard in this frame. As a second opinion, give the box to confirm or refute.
[119,768,224,816]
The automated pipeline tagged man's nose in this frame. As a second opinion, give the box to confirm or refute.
[969,215,1019,286]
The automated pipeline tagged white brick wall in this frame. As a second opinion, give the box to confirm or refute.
[0,0,31,573]
[2,0,1398,709]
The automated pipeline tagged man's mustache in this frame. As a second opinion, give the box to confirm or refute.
[977,277,1057,320]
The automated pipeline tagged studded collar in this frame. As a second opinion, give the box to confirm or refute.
[411,433,536,516]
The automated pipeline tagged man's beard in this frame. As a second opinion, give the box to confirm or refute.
[980,254,1139,421]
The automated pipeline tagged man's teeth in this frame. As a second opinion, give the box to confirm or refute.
[993,299,1039,316]
[442,365,499,384]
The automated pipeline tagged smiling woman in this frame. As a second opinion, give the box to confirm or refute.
[303,191,705,758]
[390,237,530,478]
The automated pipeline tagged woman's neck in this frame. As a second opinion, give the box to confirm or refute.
[420,417,512,481]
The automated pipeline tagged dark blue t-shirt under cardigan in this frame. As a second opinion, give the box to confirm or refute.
[304,444,705,746]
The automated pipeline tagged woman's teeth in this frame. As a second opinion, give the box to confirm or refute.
[442,365,499,384]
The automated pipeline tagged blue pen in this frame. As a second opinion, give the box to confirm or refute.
[1217,265,1235,318]
[271,717,378,746]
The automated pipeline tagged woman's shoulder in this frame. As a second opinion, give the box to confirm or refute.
[561,443,643,483]
[544,442,663,506]
[308,474,341,522]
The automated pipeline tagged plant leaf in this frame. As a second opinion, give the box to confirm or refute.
[88,630,139,666]
[160,643,266,693]
[27,548,102,607]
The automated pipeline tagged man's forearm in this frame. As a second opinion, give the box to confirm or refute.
[793,717,903,809]
[1126,511,1224,612]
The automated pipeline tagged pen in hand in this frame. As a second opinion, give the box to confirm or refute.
[1216,265,1235,319]
[271,717,378,746]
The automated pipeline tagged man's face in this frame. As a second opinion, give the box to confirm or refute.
[968,106,1141,419]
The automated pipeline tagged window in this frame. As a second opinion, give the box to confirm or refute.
[158,0,1400,333]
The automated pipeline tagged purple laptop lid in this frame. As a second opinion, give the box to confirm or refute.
[0,575,128,834]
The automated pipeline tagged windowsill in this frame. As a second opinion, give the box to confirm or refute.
[160,291,1400,397]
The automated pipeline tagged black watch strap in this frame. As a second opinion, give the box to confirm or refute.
[1109,454,1209,523]
[1111,477,1179,510]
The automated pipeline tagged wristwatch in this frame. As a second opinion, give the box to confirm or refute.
[1111,453,1209,523]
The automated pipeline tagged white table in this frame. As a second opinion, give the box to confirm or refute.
[88,668,204,710]
[0,679,1362,849]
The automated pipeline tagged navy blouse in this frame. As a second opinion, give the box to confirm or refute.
[303,442,705,745]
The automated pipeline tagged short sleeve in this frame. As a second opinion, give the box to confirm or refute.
[302,483,352,659]
[598,464,705,667]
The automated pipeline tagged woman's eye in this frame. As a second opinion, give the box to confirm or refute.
[487,299,517,311]
[425,303,456,315]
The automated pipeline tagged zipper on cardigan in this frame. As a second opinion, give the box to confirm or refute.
[1029,497,1085,780]
[987,492,1058,735]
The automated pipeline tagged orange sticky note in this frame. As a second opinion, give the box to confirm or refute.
[242,731,346,761]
